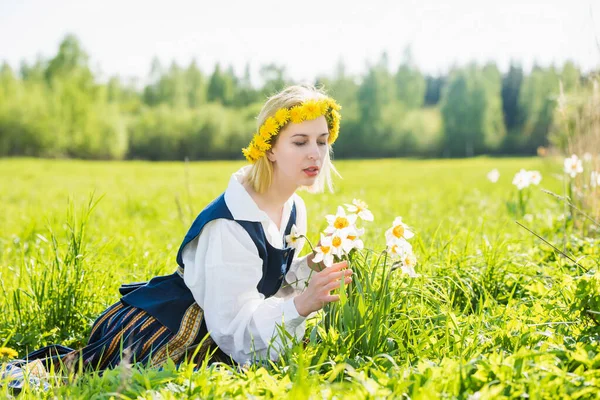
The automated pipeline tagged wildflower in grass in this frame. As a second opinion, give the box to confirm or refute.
[312,234,335,268]
[324,206,357,234]
[0,347,18,359]
[346,226,365,250]
[329,229,355,257]
[284,224,302,250]
[564,154,583,178]
[401,250,419,278]
[386,237,412,258]
[583,152,593,162]
[528,170,542,185]
[385,217,414,243]
[487,168,500,183]
[512,169,531,190]
[386,237,419,277]
[344,199,374,221]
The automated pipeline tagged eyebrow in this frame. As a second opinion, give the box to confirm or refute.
[291,133,330,138]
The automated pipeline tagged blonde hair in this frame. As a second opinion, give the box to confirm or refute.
[244,85,341,194]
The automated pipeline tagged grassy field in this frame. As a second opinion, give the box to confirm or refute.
[1,157,599,399]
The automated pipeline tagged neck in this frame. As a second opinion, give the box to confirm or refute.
[244,170,297,214]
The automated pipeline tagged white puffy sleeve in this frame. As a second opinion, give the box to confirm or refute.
[181,219,307,366]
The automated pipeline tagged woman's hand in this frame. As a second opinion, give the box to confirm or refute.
[293,260,353,317]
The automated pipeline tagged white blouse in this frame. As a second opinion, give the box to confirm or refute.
[181,166,315,365]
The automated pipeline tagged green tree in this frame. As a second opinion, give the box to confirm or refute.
[518,65,559,153]
[207,63,235,106]
[394,47,425,109]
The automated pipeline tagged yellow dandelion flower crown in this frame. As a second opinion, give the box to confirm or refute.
[242,97,342,163]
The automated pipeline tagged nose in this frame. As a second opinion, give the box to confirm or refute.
[308,142,320,160]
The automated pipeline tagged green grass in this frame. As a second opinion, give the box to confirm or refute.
[1,157,599,399]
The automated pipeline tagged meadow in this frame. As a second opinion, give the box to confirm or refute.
[1,157,599,399]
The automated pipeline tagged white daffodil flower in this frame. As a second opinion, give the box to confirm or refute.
[284,224,302,250]
[528,170,542,185]
[564,155,583,178]
[329,229,355,258]
[312,234,335,268]
[385,217,414,244]
[386,237,413,259]
[512,169,531,190]
[344,199,374,222]
[487,169,500,183]
[325,206,358,234]
[346,226,365,251]
[402,250,419,276]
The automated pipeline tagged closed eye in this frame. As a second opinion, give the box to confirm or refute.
[294,142,327,146]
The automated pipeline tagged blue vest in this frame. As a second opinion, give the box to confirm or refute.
[120,193,298,334]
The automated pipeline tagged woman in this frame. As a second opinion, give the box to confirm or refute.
[4,84,353,385]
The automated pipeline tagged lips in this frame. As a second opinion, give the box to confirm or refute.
[303,166,320,173]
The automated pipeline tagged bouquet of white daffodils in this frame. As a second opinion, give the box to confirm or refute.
[285,199,420,355]
[286,199,418,281]
[306,199,418,278]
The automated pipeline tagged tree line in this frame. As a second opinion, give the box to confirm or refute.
[0,35,591,160]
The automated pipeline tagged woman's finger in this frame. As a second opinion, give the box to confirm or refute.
[323,260,348,274]
[327,269,353,281]
[323,294,341,303]
[324,276,352,292]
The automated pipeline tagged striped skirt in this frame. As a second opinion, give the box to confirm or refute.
[22,300,231,373]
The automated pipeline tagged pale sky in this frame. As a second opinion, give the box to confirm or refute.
[1,0,599,85]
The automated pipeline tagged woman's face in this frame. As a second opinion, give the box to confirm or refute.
[268,115,329,189]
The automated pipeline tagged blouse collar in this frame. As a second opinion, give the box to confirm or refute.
[224,165,294,223]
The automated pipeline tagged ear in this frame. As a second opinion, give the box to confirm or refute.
[266,148,276,163]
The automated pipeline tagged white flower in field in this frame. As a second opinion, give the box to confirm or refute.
[344,199,374,222]
[583,152,593,162]
[564,155,583,178]
[284,224,302,250]
[401,252,419,278]
[329,229,355,257]
[346,226,365,250]
[385,217,414,244]
[591,171,600,188]
[512,169,531,190]
[387,239,419,277]
[528,170,542,185]
[487,168,500,183]
[312,234,335,268]
[324,206,358,234]
[387,237,412,258]
[467,392,482,400]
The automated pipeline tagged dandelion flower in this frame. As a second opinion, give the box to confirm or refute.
[274,109,290,126]
[302,100,321,120]
[0,347,18,359]
[289,106,305,124]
